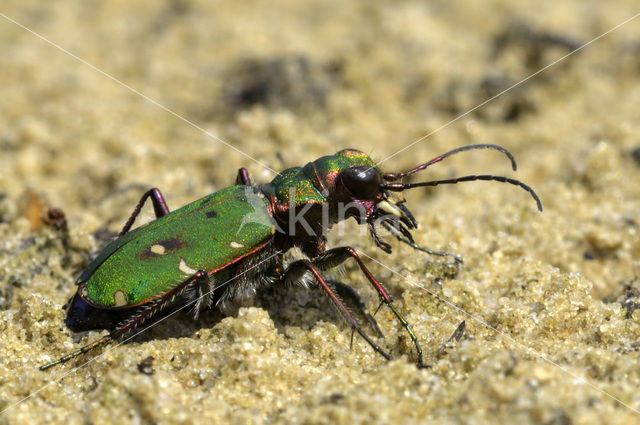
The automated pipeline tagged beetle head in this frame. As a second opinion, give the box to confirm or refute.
[324,145,542,257]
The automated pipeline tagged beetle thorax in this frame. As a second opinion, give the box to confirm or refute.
[262,149,382,246]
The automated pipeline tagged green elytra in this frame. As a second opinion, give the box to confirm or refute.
[80,185,276,308]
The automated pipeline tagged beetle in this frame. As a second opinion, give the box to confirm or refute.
[40,144,542,370]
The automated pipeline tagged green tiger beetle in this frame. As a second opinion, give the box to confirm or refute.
[40,144,542,370]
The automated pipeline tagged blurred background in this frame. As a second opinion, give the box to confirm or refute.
[1,1,639,423]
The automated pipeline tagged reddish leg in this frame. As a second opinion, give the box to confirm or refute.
[235,168,252,186]
[111,270,208,339]
[284,260,392,361]
[314,247,426,368]
[118,188,170,237]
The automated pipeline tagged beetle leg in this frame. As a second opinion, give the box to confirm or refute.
[284,260,392,361]
[118,188,171,236]
[112,270,208,339]
[313,247,427,368]
[235,168,252,186]
[329,279,384,337]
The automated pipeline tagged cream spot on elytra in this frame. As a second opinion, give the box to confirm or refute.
[114,290,127,307]
[179,258,198,275]
[150,244,166,255]
[230,242,244,249]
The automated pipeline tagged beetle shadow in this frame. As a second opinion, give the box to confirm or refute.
[126,300,227,344]
[124,280,377,345]
[255,280,378,335]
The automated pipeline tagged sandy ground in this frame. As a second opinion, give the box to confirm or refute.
[1,0,640,424]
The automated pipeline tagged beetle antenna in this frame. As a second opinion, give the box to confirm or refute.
[383,144,517,181]
[39,334,112,371]
[381,174,543,212]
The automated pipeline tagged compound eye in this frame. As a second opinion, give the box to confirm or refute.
[340,166,380,200]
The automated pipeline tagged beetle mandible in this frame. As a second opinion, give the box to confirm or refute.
[40,144,542,370]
